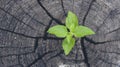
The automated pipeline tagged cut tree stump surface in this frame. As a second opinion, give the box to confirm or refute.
[0,0,120,67]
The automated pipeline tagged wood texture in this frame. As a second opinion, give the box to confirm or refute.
[0,0,120,67]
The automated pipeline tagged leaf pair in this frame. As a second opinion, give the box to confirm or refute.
[47,11,95,55]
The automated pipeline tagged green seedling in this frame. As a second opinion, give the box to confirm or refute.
[47,11,95,55]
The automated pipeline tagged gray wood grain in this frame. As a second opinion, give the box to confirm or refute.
[0,0,120,67]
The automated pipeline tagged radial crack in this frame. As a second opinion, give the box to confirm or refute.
[37,0,64,25]
[33,38,39,52]
[61,0,67,16]
[0,27,36,39]
[75,44,79,63]
[47,50,63,61]
[43,19,53,40]
[106,27,120,34]
[82,0,96,25]
[27,50,56,67]
[81,38,90,67]
[0,7,35,30]
[85,37,120,45]
[59,55,84,63]
[88,47,120,55]
[0,27,63,40]
[14,1,46,26]
[0,52,33,58]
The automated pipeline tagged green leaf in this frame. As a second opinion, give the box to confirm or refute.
[62,37,75,55]
[66,11,78,32]
[74,26,95,38]
[66,33,72,43]
[47,25,68,37]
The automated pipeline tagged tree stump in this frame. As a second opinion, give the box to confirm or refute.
[0,0,120,67]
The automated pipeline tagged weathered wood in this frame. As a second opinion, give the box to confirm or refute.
[0,0,120,67]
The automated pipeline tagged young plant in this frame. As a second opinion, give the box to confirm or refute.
[47,11,95,55]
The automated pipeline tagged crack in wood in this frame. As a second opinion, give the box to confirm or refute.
[85,37,120,45]
[60,0,67,17]
[0,27,36,39]
[14,1,47,26]
[27,50,57,67]
[43,19,53,40]
[81,0,96,67]
[75,44,79,64]
[37,0,64,25]
[96,8,120,33]
[59,54,84,63]
[33,38,39,52]
[0,7,35,30]
[0,27,63,40]
[81,38,90,67]
[88,46,120,55]
[82,0,96,25]
[47,50,63,61]
[0,52,33,58]
[106,27,120,34]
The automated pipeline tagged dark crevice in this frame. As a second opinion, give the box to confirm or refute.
[88,47,120,55]
[22,10,46,26]
[14,1,46,26]
[44,37,63,40]
[106,27,120,34]
[43,19,53,40]
[84,37,120,45]
[0,27,36,39]
[59,55,84,63]
[33,38,39,52]
[96,8,120,32]
[37,0,64,25]
[61,0,67,16]
[84,37,106,45]
[95,12,110,32]
[18,55,24,67]
[75,44,79,63]
[47,50,64,61]
[27,54,42,67]
[27,50,56,67]
[41,59,47,67]
[0,27,63,40]
[82,0,96,25]
[100,51,120,55]
[75,52,78,63]
[81,38,90,67]
[81,0,96,66]
[0,52,33,58]
[0,46,32,48]
[0,7,35,30]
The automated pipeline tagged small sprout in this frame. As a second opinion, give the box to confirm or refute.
[47,11,95,55]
